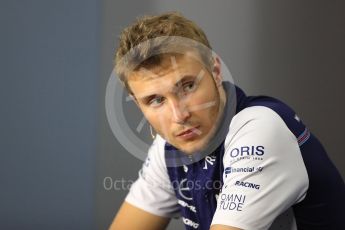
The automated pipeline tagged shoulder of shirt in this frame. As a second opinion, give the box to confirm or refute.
[225,105,295,145]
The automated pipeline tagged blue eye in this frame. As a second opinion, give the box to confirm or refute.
[149,96,164,107]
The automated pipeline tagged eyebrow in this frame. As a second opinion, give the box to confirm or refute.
[134,74,200,102]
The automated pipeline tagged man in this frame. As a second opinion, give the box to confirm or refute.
[109,12,344,230]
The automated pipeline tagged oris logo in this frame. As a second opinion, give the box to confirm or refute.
[229,145,265,158]
[235,180,260,190]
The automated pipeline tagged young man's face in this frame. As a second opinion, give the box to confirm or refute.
[128,53,224,154]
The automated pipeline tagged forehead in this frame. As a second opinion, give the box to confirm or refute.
[130,52,205,79]
[128,53,207,97]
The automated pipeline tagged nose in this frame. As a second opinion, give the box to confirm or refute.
[169,98,191,124]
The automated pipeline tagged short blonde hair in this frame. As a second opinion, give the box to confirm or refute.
[114,12,213,91]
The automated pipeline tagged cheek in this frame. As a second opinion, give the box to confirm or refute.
[144,110,170,134]
[189,89,219,125]
[190,86,219,112]
[143,111,158,126]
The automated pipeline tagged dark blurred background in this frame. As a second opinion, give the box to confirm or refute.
[1,0,344,229]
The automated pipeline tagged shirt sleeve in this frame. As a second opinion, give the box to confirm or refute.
[125,135,180,218]
[211,106,309,230]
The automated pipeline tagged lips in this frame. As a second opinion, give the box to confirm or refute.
[176,126,201,137]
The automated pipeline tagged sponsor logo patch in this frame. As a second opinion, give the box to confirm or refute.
[235,180,260,190]
[229,145,265,162]
[224,166,264,178]
[182,217,199,229]
[219,193,246,211]
[178,199,196,213]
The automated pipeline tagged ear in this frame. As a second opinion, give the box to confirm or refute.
[212,56,222,87]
